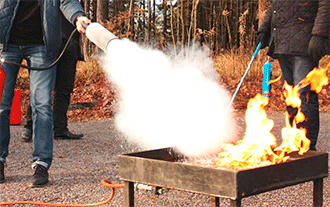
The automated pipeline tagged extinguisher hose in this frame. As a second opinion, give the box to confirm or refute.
[0,28,78,70]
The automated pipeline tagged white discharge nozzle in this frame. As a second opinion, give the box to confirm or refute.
[85,22,118,52]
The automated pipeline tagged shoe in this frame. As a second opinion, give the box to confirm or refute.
[0,161,5,183]
[54,131,84,140]
[29,164,49,188]
[22,128,32,142]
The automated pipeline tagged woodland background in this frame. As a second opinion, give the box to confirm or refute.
[16,0,330,122]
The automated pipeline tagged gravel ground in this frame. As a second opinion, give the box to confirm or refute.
[0,111,329,207]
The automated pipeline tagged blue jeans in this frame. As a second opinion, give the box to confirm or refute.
[0,44,56,168]
[277,55,319,150]
[25,41,79,134]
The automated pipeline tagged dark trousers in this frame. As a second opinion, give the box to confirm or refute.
[25,40,78,134]
[277,54,319,150]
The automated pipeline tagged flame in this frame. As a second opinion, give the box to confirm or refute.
[283,81,301,108]
[216,64,329,169]
[275,82,309,156]
[216,94,278,169]
[275,112,310,156]
[299,64,329,93]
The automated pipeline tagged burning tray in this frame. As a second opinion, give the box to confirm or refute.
[119,147,328,207]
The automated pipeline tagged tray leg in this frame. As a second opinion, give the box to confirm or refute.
[313,178,323,207]
[230,199,241,207]
[124,181,134,207]
[211,196,219,207]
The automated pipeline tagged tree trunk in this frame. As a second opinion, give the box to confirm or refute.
[83,0,91,58]
[153,0,156,37]
[127,0,134,37]
[163,0,167,39]
[114,0,119,16]
[96,0,108,23]
[181,0,185,49]
[148,0,151,41]
[192,0,200,45]
[169,0,177,56]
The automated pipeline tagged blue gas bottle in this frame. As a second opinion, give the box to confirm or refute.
[262,57,274,97]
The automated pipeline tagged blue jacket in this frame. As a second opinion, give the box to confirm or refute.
[0,0,86,59]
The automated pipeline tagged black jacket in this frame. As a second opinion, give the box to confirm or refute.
[60,0,84,61]
[258,0,329,58]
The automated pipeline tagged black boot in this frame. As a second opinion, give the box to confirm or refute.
[0,161,5,183]
[54,131,84,140]
[22,127,33,142]
[29,164,49,188]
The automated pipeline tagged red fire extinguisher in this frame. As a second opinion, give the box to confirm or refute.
[10,89,21,125]
[0,64,21,125]
[0,64,5,106]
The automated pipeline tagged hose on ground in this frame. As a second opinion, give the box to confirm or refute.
[0,179,125,206]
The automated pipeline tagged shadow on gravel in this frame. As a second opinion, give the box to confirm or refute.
[68,102,97,110]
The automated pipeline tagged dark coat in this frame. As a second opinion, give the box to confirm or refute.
[60,0,85,61]
[258,0,329,58]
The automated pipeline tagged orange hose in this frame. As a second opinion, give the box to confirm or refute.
[0,179,125,206]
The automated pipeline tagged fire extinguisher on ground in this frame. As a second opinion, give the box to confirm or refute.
[10,89,21,125]
[0,64,5,106]
[0,64,21,125]
[262,57,274,98]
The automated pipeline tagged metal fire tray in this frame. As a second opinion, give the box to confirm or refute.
[119,147,328,207]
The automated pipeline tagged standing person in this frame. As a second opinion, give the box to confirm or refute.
[256,0,329,150]
[22,3,85,142]
[0,0,91,187]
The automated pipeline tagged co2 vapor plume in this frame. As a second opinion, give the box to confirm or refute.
[102,39,237,157]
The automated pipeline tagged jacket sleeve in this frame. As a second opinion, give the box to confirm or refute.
[60,0,86,25]
[258,1,273,35]
[311,0,329,38]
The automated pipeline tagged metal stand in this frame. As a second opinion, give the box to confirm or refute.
[230,199,242,207]
[313,178,323,207]
[124,181,134,207]
[124,174,324,207]
[211,197,241,207]
[209,178,324,207]
[211,196,219,207]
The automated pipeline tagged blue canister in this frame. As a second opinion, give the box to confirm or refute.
[262,57,274,97]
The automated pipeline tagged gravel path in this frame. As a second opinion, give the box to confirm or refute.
[0,111,329,207]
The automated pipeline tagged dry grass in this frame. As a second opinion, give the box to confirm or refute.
[214,48,330,81]
[75,59,104,85]
[214,48,282,80]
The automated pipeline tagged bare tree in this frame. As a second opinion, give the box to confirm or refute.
[169,0,177,55]
[83,0,265,56]
[163,0,168,39]
[127,0,134,37]
[148,0,151,41]
[96,0,108,23]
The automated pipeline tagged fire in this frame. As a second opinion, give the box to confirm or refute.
[216,94,278,169]
[216,64,330,169]
[274,82,309,156]
[299,63,329,93]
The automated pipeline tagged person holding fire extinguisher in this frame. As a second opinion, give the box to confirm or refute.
[0,0,91,187]
[256,0,329,151]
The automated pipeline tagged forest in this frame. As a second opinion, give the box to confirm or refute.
[83,0,267,57]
